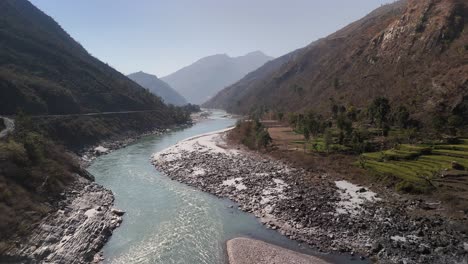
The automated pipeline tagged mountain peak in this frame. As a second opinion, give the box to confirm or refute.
[204,0,468,121]
[130,71,158,79]
[244,50,268,57]
[162,51,273,104]
[127,72,187,106]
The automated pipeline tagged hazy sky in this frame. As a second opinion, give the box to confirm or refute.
[30,0,391,77]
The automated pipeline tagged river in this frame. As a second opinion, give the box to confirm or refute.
[87,110,365,264]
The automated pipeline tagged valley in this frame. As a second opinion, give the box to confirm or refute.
[1,0,467,263]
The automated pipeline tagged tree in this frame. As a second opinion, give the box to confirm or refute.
[447,114,463,135]
[324,129,332,154]
[256,129,272,149]
[394,105,410,128]
[347,106,358,122]
[368,97,391,136]
[331,103,339,119]
[287,113,299,128]
[303,127,310,141]
[368,97,390,127]
[277,112,284,121]
[350,128,369,154]
[336,113,353,144]
[432,113,447,134]
[305,110,323,136]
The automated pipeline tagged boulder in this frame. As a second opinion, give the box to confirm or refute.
[111,208,125,216]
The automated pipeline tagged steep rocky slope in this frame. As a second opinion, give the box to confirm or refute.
[205,0,468,122]
[0,0,173,115]
[162,51,273,104]
[0,0,192,149]
[128,71,187,106]
[0,1,190,262]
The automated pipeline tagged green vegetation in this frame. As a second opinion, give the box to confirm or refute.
[0,0,185,118]
[233,119,272,150]
[255,95,467,194]
[34,110,191,151]
[0,0,196,251]
[275,95,467,157]
[0,112,83,245]
[360,140,468,193]
[179,104,201,113]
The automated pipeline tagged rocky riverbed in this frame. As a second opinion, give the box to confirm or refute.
[4,176,124,264]
[152,130,468,264]
[227,237,331,264]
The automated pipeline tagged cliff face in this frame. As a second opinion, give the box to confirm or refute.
[205,0,468,121]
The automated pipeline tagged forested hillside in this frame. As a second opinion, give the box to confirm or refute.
[0,0,173,115]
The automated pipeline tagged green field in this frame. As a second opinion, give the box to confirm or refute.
[360,140,468,193]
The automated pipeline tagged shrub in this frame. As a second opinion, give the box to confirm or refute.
[0,141,28,165]
[396,181,430,194]
[22,132,45,164]
[233,119,272,150]
[256,129,272,149]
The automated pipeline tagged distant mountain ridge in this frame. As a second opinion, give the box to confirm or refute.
[204,0,468,123]
[128,71,187,106]
[0,0,175,116]
[161,51,273,104]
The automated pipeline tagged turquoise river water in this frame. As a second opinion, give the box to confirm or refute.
[88,111,366,264]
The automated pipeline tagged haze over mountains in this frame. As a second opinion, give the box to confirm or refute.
[161,51,273,104]
[127,71,187,106]
[205,0,468,123]
[0,0,178,116]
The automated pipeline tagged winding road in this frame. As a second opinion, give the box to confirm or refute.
[0,110,164,138]
[31,110,162,118]
[0,117,15,138]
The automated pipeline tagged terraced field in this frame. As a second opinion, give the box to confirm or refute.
[360,139,468,192]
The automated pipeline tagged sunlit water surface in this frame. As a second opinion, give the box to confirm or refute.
[88,111,366,264]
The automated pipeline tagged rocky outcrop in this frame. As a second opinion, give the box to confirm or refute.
[153,131,468,264]
[4,177,123,264]
[204,0,468,123]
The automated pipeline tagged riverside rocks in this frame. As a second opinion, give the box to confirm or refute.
[5,176,122,264]
[227,237,331,264]
[153,131,468,264]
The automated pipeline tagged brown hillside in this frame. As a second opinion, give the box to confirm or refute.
[204,0,468,121]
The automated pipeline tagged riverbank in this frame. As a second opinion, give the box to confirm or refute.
[3,176,124,263]
[227,237,331,264]
[1,111,206,263]
[80,110,214,167]
[152,129,468,264]
[3,127,172,263]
